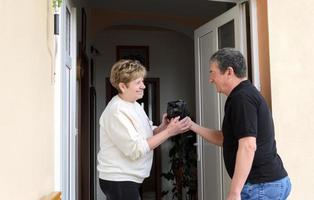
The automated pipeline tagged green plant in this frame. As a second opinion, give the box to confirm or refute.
[161,131,197,200]
[53,0,62,9]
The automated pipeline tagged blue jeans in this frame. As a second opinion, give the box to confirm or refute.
[241,176,291,200]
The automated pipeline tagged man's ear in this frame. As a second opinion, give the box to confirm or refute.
[118,82,127,93]
[227,66,234,75]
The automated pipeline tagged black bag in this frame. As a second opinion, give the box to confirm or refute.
[166,100,189,120]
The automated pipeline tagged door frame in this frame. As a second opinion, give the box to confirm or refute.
[54,0,78,199]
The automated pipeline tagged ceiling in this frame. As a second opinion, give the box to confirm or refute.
[84,0,235,21]
[76,0,236,38]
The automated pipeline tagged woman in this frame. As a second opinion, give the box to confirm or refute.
[97,59,191,200]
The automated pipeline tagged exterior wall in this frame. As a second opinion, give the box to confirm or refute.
[0,0,55,199]
[268,0,314,199]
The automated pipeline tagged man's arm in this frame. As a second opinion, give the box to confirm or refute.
[227,136,256,200]
[190,121,223,146]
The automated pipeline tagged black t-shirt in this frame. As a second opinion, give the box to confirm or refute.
[222,80,287,184]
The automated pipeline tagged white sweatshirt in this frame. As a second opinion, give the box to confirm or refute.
[97,95,154,183]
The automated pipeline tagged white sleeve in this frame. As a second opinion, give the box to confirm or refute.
[105,111,150,160]
[149,120,158,130]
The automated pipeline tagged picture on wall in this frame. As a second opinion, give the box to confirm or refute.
[116,45,149,70]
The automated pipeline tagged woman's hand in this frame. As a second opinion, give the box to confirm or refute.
[153,113,169,134]
[166,116,192,136]
[148,116,192,150]
[159,113,169,130]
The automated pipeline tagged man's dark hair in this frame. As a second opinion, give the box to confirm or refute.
[210,48,247,78]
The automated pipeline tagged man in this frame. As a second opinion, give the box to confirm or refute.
[190,48,291,200]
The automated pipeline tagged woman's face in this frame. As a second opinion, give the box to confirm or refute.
[121,77,146,102]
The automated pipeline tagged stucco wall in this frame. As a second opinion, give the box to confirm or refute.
[0,0,55,199]
[268,0,314,199]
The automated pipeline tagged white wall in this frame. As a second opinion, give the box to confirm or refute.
[92,29,195,199]
[0,0,55,199]
[268,0,314,199]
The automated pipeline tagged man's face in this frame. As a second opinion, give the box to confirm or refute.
[209,61,228,94]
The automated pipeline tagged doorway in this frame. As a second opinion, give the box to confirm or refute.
[64,0,249,200]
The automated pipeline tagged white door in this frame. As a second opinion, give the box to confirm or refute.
[194,4,245,200]
[58,0,77,199]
